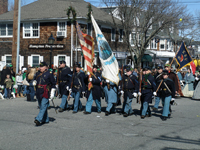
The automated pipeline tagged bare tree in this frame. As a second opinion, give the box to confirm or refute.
[102,0,192,68]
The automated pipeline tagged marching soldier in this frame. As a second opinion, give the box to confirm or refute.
[120,66,139,117]
[34,62,56,126]
[103,74,121,116]
[139,67,156,119]
[157,70,175,121]
[71,63,86,113]
[57,61,72,112]
[83,65,102,114]
[152,66,163,111]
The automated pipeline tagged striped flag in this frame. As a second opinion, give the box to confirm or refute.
[76,21,95,90]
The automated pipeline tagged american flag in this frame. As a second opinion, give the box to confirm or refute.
[76,21,95,90]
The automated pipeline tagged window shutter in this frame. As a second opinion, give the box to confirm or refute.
[54,56,58,68]
[1,56,5,62]
[66,56,70,67]
[20,56,24,70]
[40,56,43,62]
[28,56,32,67]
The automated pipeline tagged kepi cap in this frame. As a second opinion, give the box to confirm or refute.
[40,62,48,67]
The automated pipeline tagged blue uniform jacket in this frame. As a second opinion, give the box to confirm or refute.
[72,71,86,93]
[88,72,102,100]
[122,74,139,99]
[58,66,72,96]
[35,70,56,100]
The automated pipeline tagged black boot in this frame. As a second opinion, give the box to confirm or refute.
[27,94,31,101]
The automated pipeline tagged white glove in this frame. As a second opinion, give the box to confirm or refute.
[82,91,85,95]
[195,77,199,81]
[153,92,157,96]
[66,86,69,90]
[118,86,121,89]
[106,79,109,83]
[120,90,124,94]
[89,78,92,82]
[33,80,37,86]
[87,72,90,75]
[69,88,72,93]
[138,92,142,96]
[171,98,175,101]
[56,84,58,89]
[133,93,137,97]
[49,88,56,100]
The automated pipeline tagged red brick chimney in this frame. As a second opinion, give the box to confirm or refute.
[0,0,8,15]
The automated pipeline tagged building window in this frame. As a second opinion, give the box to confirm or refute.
[119,29,123,42]
[32,56,39,67]
[148,18,152,29]
[57,22,66,37]
[151,39,157,49]
[23,23,39,38]
[58,56,65,62]
[130,33,136,46]
[0,24,13,37]
[111,28,116,41]
[160,39,165,50]
[6,56,12,64]
[87,23,92,36]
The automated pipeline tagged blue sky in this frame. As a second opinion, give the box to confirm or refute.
[11,0,200,18]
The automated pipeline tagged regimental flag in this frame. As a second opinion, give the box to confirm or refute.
[91,14,119,85]
[76,21,95,90]
[175,42,192,71]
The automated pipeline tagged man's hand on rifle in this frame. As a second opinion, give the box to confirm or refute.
[49,88,56,101]
[87,72,90,76]
[138,92,142,96]
[66,86,69,90]
[133,92,137,98]
[89,78,92,82]
[106,79,109,83]
[69,88,72,93]
[56,84,58,89]
[153,92,157,96]
[120,90,124,94]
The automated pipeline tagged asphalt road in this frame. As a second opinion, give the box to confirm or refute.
[0,96,200,150]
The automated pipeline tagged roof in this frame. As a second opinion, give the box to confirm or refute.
[0,0,120,26]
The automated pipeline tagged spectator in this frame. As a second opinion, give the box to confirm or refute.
[4,74,12,99]
[16,70,24,97]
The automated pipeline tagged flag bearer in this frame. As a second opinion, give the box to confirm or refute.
[84,65,102,114]
[103,74,121,116]
[140,67,156,119]
[120,66,139,117]
[57,61,72,112]
[158,70,175,121]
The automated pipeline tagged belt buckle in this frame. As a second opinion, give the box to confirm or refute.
[143,88,145,90]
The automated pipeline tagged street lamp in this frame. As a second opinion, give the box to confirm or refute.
[48,33,55,69]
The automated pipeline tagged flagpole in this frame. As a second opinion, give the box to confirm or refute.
[170,42,183,66]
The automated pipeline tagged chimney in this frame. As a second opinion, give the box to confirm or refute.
[0,0,8,15]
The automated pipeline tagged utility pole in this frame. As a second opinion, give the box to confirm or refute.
[12,0,21,73]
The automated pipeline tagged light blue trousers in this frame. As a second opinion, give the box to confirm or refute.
[141,101,151,116]
[36,97,49,123]
[59,94,69,109]
[123,97,133,114]
[72,92,82,112]
[85,91,101,113]
[154,96,161,109]
[161,96,171,117]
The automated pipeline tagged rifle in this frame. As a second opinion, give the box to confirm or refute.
[55,67,60,97]
[138,67,142,104]
[67,65,76,101]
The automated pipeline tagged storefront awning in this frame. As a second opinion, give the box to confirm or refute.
[142,54,152,62]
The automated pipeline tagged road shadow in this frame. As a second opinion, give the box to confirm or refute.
[155,135,200,149]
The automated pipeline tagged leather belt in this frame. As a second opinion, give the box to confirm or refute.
[74,85,81,89]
